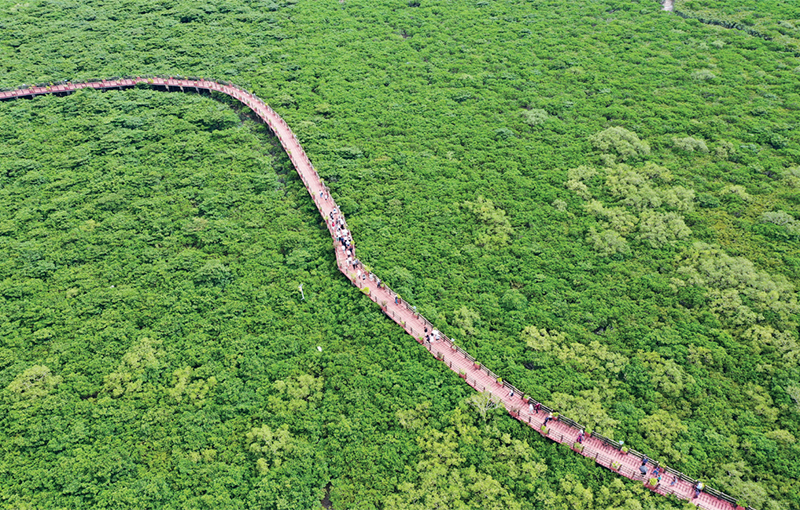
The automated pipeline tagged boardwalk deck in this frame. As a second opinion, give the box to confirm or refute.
[0,78,750,510]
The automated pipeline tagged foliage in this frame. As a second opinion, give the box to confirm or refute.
[2,0,800,507]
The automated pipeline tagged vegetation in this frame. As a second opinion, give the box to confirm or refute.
[2,0,800,508]
[674,0,800,53]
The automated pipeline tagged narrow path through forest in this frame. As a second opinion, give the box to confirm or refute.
[0,77,752,510]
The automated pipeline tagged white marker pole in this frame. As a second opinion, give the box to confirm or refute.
[299,284,305,300]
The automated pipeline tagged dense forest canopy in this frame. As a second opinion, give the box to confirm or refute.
[1,0,799,508]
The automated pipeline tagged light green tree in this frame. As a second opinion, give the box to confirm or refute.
[521,325,566,351]
[453,306,480,336]
[103,337,162,398]
[590,127,650,160]
[522,108,549,127]
[246,424,295,474]
[588,228,630,256]
[466,391,503,422]
[673,136,709,153]
[7,365,61,400]
[639,410,688,462]
[462,196,514,247]
[637,211,691,248]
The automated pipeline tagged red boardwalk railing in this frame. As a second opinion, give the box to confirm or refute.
[0,77,752,510]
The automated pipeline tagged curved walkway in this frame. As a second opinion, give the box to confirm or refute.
[0,77,751,510]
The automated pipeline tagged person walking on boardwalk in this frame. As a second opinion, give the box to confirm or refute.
[534,402,542,414]
[544,412,553,426]
[577,429,585,444]
[529,402,534,415]
[694,481,704,498]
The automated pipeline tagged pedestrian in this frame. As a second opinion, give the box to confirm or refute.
[544,412,553,426]
[641,455,648,466]
[639,465,648,477]
[577,429,584,444]
[395,296,400,305]
[694,482,703,498]
[508,389,514,398]
[534,402,542,414]
[529,402,534,414]
[652,466,660,476]
[670,475,677,486]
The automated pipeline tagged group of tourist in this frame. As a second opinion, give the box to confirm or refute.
[422,327,441,344]
[329,207,366,283]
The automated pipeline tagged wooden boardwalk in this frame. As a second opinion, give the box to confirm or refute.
[0,77,750,510]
